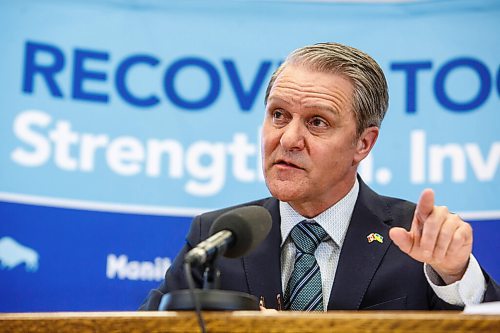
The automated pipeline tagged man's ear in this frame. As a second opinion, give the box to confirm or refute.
[353,126,379,164]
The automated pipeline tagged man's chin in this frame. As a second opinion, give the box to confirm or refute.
[267,182,304,202]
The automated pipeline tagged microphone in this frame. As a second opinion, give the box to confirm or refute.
[160,206,271,311]
[184,206,272,266]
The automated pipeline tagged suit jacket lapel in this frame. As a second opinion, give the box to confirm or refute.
[328,179,393,310]
[242,198,283,309]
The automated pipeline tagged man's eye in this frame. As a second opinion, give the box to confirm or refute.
[273,110,284,119]
[309,117,328,128]
[271,110,288,125]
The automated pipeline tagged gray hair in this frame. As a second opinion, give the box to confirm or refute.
[265,42,389,137]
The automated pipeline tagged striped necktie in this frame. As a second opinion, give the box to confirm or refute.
[284,221,329,311]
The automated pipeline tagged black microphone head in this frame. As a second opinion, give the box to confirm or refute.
[208,206,272,258]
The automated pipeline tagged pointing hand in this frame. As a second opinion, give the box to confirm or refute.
[389,189,473,284]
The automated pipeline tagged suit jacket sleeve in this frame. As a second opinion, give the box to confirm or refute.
[483,269,500,303]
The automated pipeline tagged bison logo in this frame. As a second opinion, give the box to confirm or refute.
[0,237,39,272]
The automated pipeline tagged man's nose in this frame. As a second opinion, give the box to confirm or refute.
[280,120,305,151]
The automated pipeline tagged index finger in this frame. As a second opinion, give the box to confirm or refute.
[414,188,435,224]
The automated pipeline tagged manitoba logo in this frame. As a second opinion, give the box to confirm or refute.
[0,236,39,272]
[106,254,171,281]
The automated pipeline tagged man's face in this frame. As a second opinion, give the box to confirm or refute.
[262,65,377,217]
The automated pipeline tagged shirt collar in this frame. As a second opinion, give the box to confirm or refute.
[280,178,359,247]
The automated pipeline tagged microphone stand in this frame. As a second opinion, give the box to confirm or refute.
[202,261,220,290]
[158,257,260,311]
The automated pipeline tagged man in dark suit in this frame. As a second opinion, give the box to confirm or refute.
[141,43,500,311]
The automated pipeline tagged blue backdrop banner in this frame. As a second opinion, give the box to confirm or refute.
[0,0,499,311]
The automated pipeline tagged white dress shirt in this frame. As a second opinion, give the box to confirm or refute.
[280,178,486,309]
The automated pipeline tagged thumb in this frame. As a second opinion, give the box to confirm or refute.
[389,227,413,254]
[414,188,435,223]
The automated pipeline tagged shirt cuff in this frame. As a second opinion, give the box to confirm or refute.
[424,254,486,306]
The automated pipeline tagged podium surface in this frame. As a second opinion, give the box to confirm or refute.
[1,311,499,332]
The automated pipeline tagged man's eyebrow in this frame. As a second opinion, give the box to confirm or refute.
[266,96,340,116]
[303,103,339,116]
[266,96,291,106]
